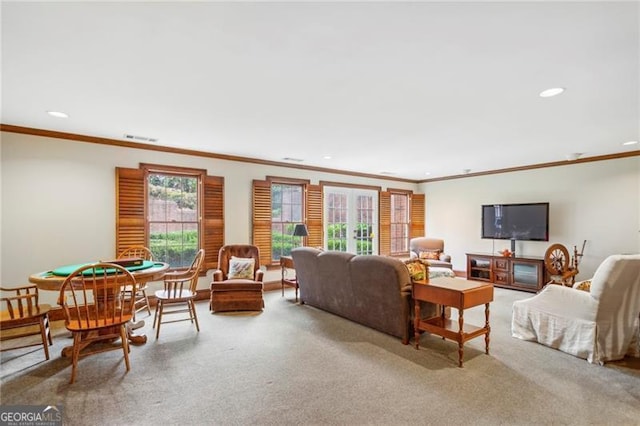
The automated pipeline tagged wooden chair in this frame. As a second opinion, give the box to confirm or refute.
[0,285,53,361]
[210,245,264,312]
[59,263,137,384]
[153,249,204,339]
[118,245,154,320]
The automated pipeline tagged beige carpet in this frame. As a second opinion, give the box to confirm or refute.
[1,286,639,425]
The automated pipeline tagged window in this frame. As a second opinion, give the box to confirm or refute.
[147,172,200,268]
[271,183,304,261]
[116,165,223,272]
[390,192,409,254]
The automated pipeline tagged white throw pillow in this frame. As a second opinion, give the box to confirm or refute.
[228,256,255,279]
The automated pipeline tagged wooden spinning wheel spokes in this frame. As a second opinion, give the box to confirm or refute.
[545,244,570,275]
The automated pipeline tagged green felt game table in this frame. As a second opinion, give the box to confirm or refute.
[29,261,169,291]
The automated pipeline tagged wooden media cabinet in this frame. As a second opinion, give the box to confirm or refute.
[466,253,547,292]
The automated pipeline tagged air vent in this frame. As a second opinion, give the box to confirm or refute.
[282,157,304,162]
[124,134,158,143]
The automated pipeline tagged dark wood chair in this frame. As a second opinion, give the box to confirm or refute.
[210,245,264,312]
[118,245,154,320]
[1,285,53,360]
[59,263,137,384]
[153,249,204,339]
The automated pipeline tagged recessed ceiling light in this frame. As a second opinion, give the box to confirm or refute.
[539,88,565,98]
[424,172,431,176]
[379,171,397,175]
[323,155,332,160]
[47,110,69,118]
[623,140,638,146]
[282,157,304,162]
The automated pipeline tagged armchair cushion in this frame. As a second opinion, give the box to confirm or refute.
[228,257,255,279]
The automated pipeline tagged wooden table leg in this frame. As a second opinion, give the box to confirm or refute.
[127,320,147,345]
[458,309,464,367]
[484,303,491,355]
[414,299,421,349]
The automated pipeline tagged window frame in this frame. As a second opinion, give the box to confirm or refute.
[270,180,305,262]
[389,190,410,255]
[144,165,204,269]
[116,164,224,273]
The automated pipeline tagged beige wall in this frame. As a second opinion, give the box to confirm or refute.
[0,131,417,304]
[419,157,640,279]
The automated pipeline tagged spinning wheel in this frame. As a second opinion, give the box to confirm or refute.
[544,243,578,287]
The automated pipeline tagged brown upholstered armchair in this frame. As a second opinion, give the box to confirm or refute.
[210,245,264,312]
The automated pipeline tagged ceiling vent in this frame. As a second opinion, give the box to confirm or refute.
[124,134,158,143]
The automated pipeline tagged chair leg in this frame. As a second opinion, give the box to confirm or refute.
[70,333,81,384]
[190,300,200,332]
[141,289,151,316]
[44,314,53,345]
[155,301,163,339]
[120,324,131,372]
[38,316,50,360]
[153,301,160,329]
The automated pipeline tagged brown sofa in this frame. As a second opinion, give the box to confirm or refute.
[291,247,439,344]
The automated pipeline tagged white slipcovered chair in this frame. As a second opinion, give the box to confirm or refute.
[511,254,640,364]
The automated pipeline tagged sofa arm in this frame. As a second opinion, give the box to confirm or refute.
[213,270,224,282]
[440,253,452,263]
[255,270,264,282]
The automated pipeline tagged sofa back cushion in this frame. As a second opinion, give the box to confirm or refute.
[349,255,412,338]
[292,247,356,313]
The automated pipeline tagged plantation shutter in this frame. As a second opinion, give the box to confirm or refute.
[252,179,272,267]
[410,193,425,238]
[116,167,146,256]
[306,184,323,249]
[378,191,391,256]
[203,175,224,271]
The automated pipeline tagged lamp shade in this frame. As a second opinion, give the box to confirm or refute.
[293,224,309,237]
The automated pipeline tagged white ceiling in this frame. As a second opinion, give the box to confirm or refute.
[2,1,639,181]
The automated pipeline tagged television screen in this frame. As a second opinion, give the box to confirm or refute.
[482,203,549,241]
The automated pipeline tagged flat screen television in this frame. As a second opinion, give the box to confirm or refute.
[481,203,549,241]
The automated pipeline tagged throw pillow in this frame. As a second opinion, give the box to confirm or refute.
[419,250,441,260]
[404,259,427,281]
[574,280,591,292]
[228,257,255,279]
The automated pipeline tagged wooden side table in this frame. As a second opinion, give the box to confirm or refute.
[413,277,494,367]
[280,255,299,302]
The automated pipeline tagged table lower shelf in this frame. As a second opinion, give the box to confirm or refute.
[417,316,489,344]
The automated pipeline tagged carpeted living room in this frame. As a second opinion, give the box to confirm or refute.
[2,1,640,425]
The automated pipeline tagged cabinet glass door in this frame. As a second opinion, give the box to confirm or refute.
[512,262,539,288]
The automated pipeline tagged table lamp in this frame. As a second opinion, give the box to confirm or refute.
[293,223,308,248]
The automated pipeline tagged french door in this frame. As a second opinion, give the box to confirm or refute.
[324,187,378,255]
